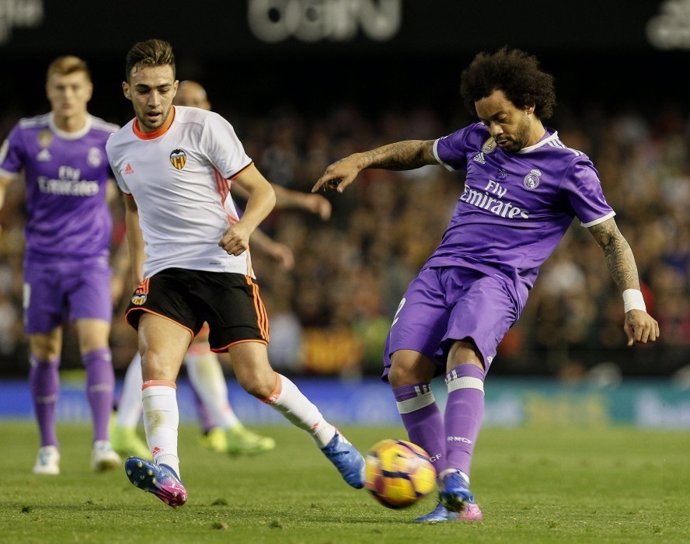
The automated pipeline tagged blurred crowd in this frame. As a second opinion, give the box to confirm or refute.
[0,98,688,378]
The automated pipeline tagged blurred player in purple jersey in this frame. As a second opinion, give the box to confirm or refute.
[313,48,659,522]
[0,56,121,475]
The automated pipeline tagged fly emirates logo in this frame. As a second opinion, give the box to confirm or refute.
[460,179,529,219]
[37,165,99,196]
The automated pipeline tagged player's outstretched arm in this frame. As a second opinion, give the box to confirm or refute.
[272,185,332,220]
[233,183,332,220]
[311,140,437,194]
[250,229,295,271]
[588,217,660,346]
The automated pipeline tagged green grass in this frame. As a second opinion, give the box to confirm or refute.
[0,422,688,543]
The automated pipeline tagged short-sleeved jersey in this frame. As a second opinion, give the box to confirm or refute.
[106,106,254,278]
[429,122,614,308]
[0,113,118,261]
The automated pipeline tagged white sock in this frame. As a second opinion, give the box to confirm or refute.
[264,373,336,448]
[116,353,144,428]
[142,384,180,477]
[185,350,241,429]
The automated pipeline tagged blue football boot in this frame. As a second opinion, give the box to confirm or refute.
[320,432,365,489]
[125,457,187,507]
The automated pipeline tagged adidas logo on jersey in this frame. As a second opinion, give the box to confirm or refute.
[37,148,52,162]
[123,163,134,175]
[472,152,486,164]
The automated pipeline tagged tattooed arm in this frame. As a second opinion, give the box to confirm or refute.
[588,217,660,345]
[311,140,437,193]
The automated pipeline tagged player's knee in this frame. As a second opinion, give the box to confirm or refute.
[388,358,433,387]
[140,351,178,381]
[448,339,483,368]
[236,369,275,399]
[242,380,274,399]
[29,335,61,361]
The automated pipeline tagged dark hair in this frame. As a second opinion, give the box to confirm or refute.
[125,39,176,80]
[460,47,556,120]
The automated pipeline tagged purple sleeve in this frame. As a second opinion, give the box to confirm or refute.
[562,159,615,226]
[0,125,26,177]
[433,125,475,171]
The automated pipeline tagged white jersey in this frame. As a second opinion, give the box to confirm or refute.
[107,106,254,278]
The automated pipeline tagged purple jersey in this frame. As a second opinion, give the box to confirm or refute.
[0,113,118,261]
[429,122,614,308]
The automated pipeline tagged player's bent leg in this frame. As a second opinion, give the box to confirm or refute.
[111,353,151,459]
[229,342,364,488]
[185,345,276,456]
[185,342,224,445]
[388,351,444,479]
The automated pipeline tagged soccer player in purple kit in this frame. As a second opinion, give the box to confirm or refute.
[0,56,121,475]
[313,48,660,522]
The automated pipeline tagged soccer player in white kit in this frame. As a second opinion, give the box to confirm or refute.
[106,39,363,507]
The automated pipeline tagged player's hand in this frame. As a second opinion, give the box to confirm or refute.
[623,309,660,346]
[311,154,362,194]
[110,275,125,305]
[305,193,332,220]
[265,241,295,271]
[219,223,251,256]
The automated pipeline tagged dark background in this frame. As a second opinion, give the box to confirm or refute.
[2,0,688,121]
[1,0,688,378]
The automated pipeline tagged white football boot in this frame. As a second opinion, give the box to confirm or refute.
[91,440,122,472]
[33,445,60,475]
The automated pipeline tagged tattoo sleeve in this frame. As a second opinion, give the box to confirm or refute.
[360,140,436,170]
[588,219,641,291]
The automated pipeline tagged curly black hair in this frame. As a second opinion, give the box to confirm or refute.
[460,48,556,120]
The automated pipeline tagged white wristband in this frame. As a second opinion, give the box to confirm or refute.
[623,289,646,313]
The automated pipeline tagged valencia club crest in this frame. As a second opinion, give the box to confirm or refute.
[169,148,187,170]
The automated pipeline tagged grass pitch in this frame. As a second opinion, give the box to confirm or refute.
[0,422,688,543]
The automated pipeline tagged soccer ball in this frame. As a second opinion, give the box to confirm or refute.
[364,439,436,509]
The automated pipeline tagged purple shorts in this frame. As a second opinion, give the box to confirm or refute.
[383,266,520,379]
[23,256,112,334]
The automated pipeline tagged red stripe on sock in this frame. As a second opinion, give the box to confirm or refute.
[142,380,176,390]
[261,373,282,404]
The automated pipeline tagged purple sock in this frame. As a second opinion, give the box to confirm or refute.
[29,356,60,447]
[444,364,486,476]
[83,348,115,443]
[392,383,445,473]
[190,381,214,433]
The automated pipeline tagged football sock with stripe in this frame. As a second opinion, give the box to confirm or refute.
[444,364,485,476]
